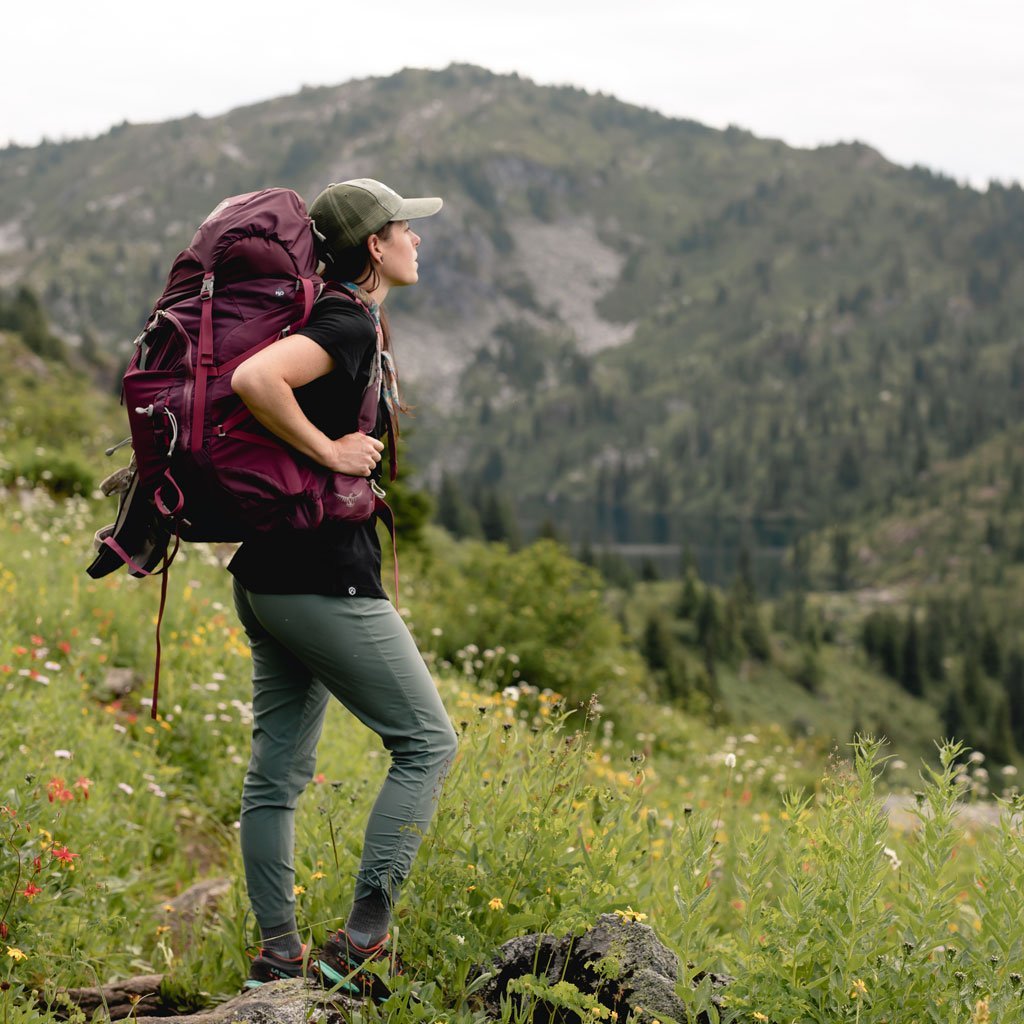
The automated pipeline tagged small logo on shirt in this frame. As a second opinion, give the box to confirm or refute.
[348,586,357,596]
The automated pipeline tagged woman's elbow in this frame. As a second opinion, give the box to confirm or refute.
[230,363,256,401]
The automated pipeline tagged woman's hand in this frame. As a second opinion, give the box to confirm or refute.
[324,432,384,476]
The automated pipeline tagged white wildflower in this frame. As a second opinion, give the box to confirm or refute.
[724,752,737,769]
[54,749,72,759]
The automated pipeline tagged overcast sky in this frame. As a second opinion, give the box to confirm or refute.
[5,0,1022,188]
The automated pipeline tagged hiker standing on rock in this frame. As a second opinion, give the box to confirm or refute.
[227,179,458,991]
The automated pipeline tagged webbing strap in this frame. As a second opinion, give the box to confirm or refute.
[100,535,158,578]
[296,276,315,329]
[375,495,399,608]
[154,469,185,517]
[150,531,181,721]
[192,273,215,453]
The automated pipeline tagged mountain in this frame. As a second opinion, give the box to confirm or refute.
[2,63,1023,586]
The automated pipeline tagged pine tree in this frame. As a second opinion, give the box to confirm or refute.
[677,570,701,621]
[832,528,853,591]
[980,626,1002,679]
[987,695,1017,767]
[961,650,988,736]
[900,611,925,696]
[696,588,722,666]
[922,602,947,681]
[1003,649,1024,749]
[942,681,969,741]
[641,615,672,673]
[435,472,482,539]
[478,488,521,547]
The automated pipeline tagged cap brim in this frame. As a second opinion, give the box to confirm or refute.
[392,197,443,221]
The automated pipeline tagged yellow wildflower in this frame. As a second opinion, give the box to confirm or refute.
[850,978,867,999]
[753,1014,769,1022]
[488,897,504,911]
[972,997,990,1024]
[155,925,170,936]
[612,907,648,924]
[6,946,27,961]
[293,885,305,895]
[311,871,326,880]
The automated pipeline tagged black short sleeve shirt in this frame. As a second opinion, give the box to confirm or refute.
[227,294,388,598]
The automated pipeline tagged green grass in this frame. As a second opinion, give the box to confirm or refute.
[2,489,1023,1023]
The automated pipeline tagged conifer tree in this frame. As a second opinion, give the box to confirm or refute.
[641,614,672,673]
[436,473,479,538]
[677,570,701,621]
[1004,649,1024,748]
[696,588,722,666]
[961,650,988,734]
[980,626,1002,679]
[831,528,853,591]
[942,681,969,742]
[988,695,1017,767]
[900,611,925,696]
[922,602,947,681]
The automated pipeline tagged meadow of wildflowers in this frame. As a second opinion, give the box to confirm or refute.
[1,490,1022,1024]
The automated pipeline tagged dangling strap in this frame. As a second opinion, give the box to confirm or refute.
[374,494,399,607]
[150,530,181,720]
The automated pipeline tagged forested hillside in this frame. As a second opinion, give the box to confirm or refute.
[2,63,1022,765]
[2,64,1022,571]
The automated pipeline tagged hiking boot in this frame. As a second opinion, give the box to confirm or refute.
[313,930,401,999]
[243,945,307,988]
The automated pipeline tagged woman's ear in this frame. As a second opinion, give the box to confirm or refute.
[367,234,384,265]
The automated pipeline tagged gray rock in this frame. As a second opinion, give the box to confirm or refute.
[480,913,732,1024]
[133,979,360,1024]
[161,877,232,921]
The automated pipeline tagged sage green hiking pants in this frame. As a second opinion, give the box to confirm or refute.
[232,581,458,928]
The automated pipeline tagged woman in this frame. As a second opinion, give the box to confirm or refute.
[227,178,458,991]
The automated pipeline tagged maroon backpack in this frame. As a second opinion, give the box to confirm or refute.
[88,187,397,714]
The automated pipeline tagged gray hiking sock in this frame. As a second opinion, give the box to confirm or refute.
[260,919,302,960]
[345,892,391,948]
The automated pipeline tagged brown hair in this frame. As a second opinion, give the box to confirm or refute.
[319,223,408,411]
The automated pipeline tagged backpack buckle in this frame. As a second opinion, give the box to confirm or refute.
[199,274,215,300]
[371,480,387,499]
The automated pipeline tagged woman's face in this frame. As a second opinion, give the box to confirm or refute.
[376,220,422,288]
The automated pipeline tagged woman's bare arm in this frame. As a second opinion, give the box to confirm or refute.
[230,334,383,476]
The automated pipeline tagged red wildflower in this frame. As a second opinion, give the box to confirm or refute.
[51,845,80,866]
[12,646,27,657]
[58,641,71,655]
[46,777,72,803]
[314,773,327,784]
[21,883,42,900]
[0,665,11,674]
[0,923,7,940]
[30,635,44,646]
[32,857,41,873]
[73,777,92,799]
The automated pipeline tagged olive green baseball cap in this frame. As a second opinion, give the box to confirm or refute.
[309,178,443,252]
